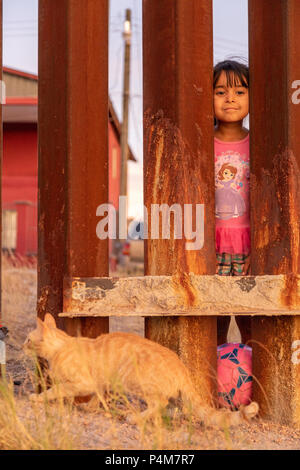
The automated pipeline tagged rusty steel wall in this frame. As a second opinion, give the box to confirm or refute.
[38,0,109,337]
[143,0,217,403]
[0,0,2,361]
[0,0,2,323]
[249,0,300,426]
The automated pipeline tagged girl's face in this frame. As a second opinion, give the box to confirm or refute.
[214,70,249,124]
[222,168,235,181]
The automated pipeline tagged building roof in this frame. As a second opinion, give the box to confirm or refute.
[3,66,136,162]
[3,66,38,81]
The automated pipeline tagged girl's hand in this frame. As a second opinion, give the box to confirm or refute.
[242,255,251,275]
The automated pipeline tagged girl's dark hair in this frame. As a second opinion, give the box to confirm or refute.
[213,59,249,126]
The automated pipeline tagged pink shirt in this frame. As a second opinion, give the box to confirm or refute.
[214,134,250,255]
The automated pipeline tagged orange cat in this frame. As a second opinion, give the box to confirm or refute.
[24,314,259,427]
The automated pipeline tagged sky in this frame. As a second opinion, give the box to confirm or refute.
[3,0,248,219]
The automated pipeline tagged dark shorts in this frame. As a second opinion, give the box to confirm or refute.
[216,252,249,276]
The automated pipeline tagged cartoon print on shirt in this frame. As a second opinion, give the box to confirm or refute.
[215,153,248,220]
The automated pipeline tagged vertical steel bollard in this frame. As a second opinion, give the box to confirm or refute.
[249,0,300,426]
[143,0,217,404]
[0,0,3,380]
[38,0,109,338]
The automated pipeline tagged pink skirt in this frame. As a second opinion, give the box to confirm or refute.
[216,226,251,255]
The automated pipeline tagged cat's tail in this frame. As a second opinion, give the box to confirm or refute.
[181,383,259,427]
[195,400,259,428]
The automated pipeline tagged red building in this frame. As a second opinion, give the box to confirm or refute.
[2,66,136,257]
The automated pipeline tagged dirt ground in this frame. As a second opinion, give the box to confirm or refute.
[2,263,300,450]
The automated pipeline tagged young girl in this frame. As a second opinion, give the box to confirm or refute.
[213,59,251,346]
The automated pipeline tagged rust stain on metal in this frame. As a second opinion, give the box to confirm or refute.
[251,145,300,274]
[144,109,214,276]
[38,212,45,232]
[287,148,300,273]
[281,273,300,308]
[37,286,50,319]
[193,84,203,96]
[171,272,197,307]
[152,127,164,203]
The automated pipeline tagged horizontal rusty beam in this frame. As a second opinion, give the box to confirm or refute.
[59,274,300,317]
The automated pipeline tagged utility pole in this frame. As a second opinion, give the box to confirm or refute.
[120,8,131,201]
[113,9,131,269]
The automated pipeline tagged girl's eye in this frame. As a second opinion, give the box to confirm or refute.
[215,90,246,95]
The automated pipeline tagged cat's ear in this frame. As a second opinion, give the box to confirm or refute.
[44,313,57,328]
